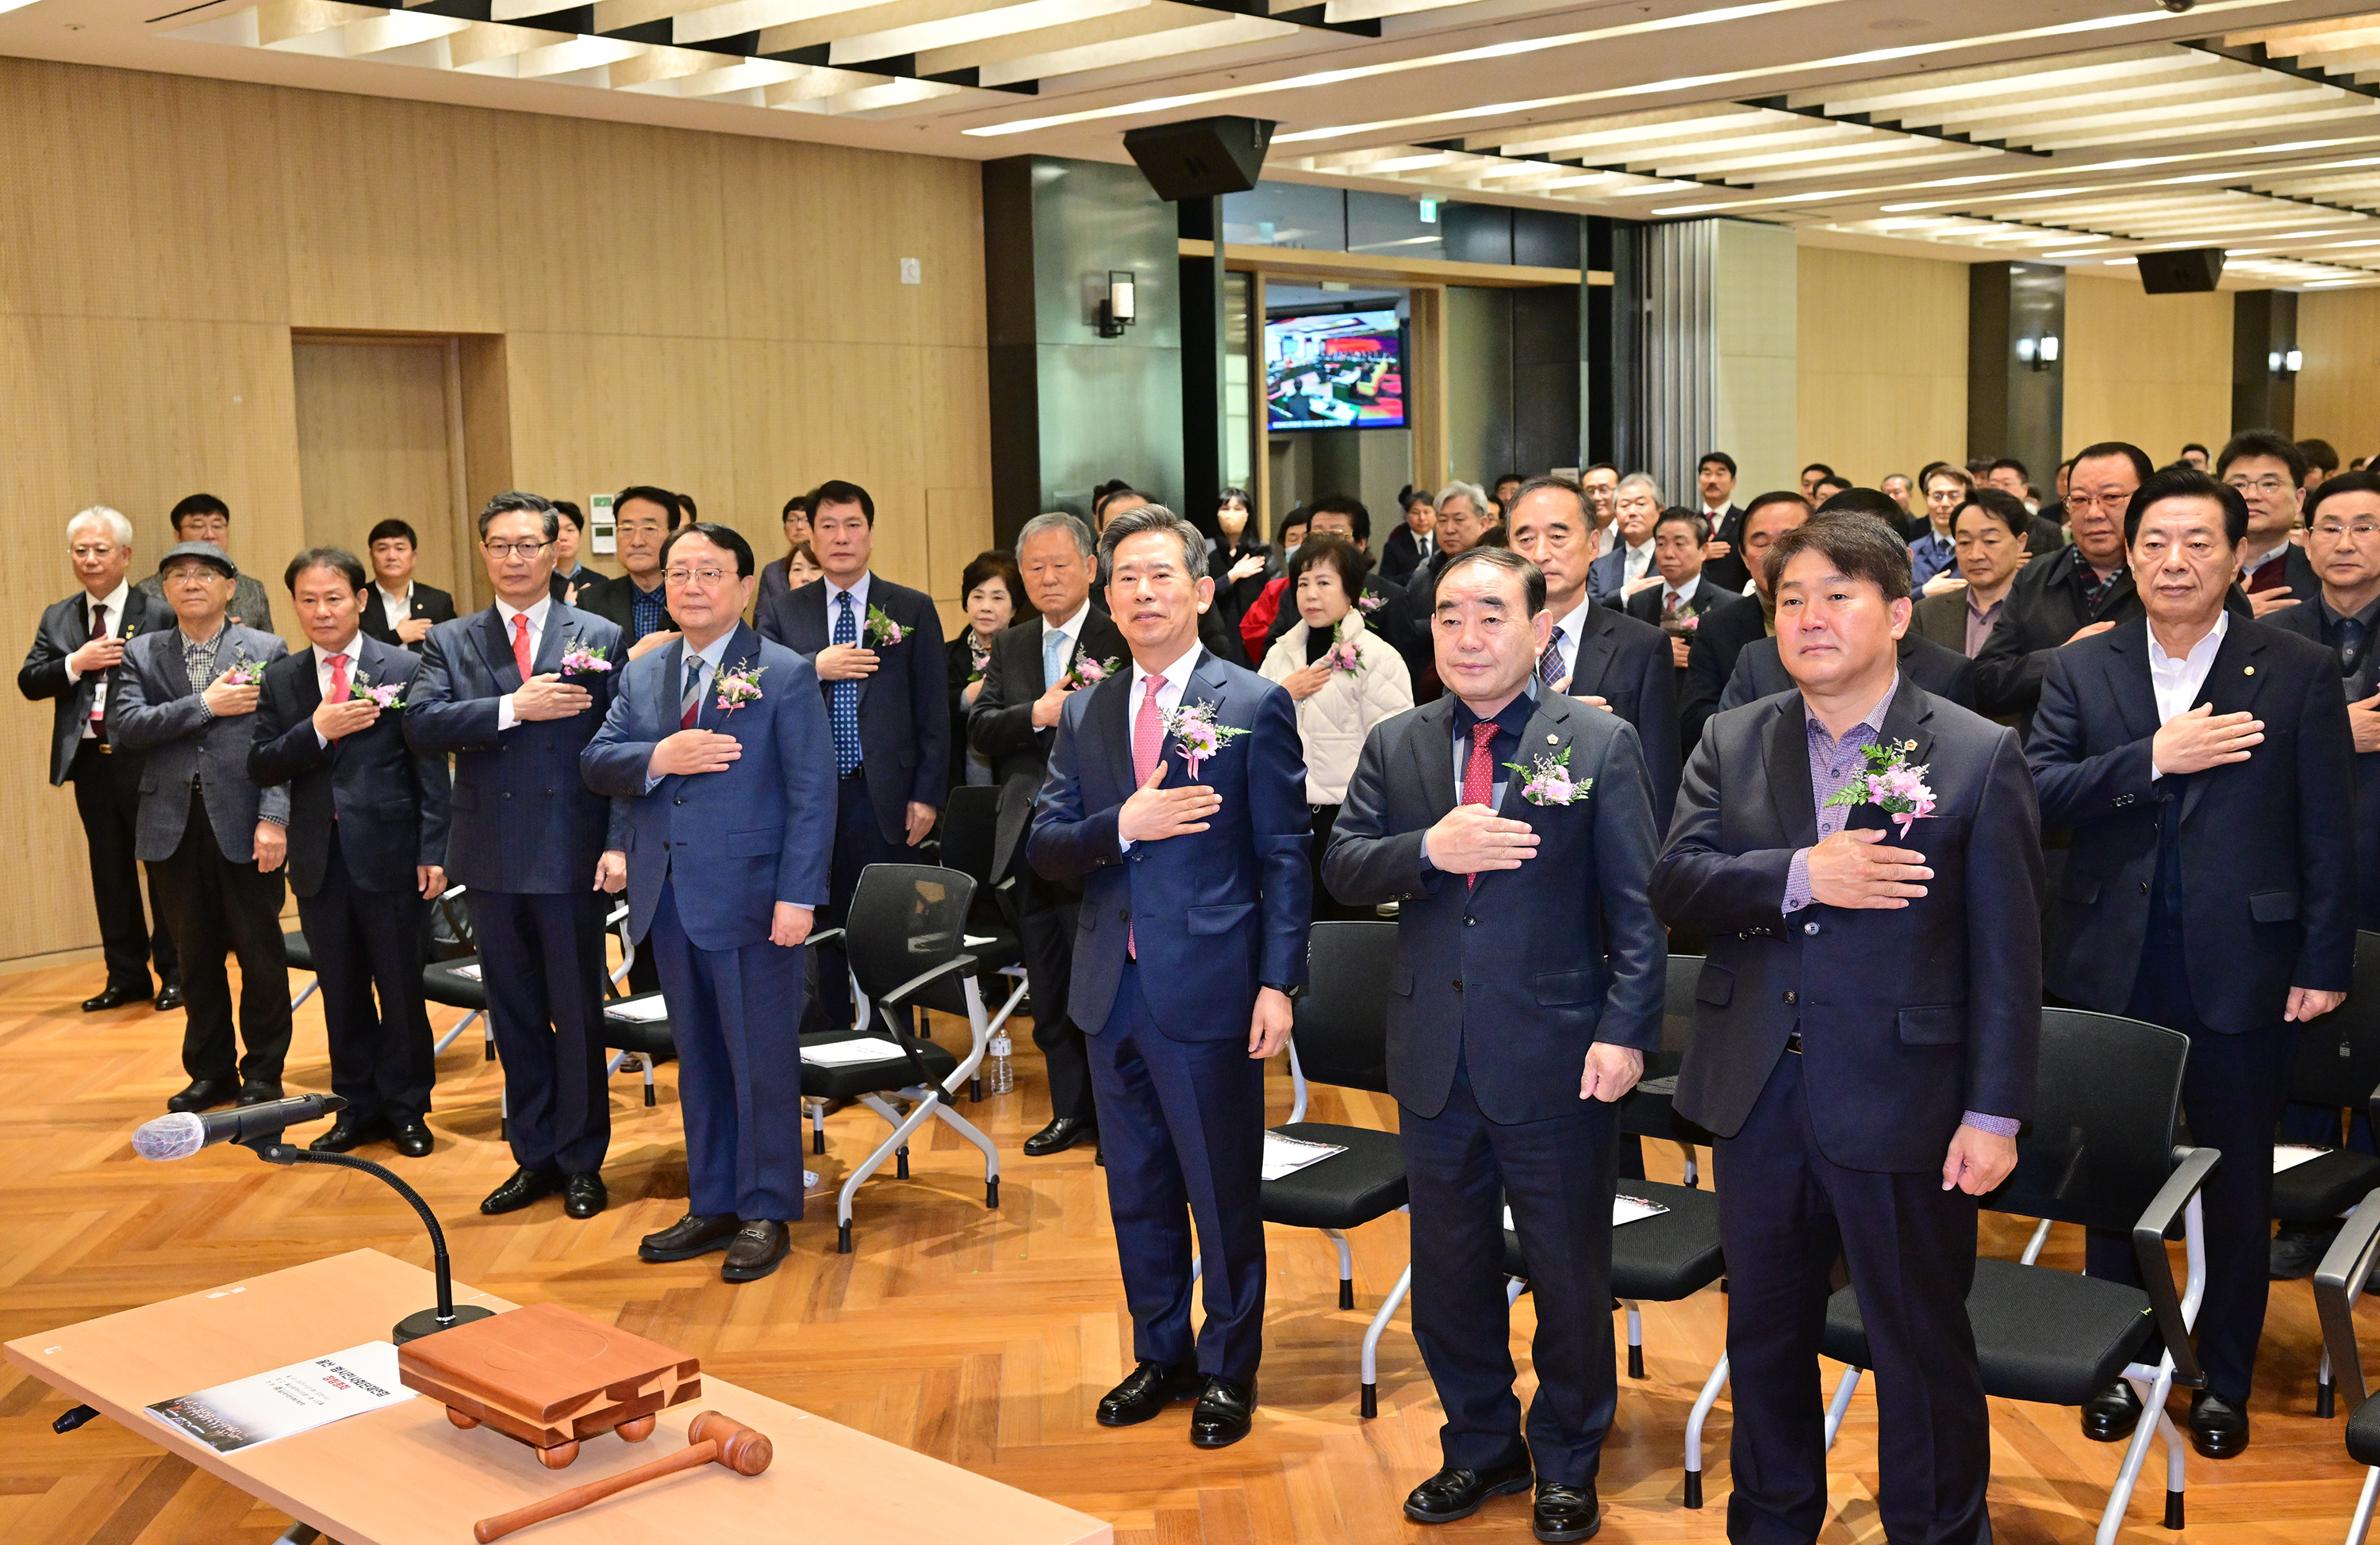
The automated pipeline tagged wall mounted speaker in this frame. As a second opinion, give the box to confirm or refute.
[2136,247,2225,294]
[1122,117,1274,201]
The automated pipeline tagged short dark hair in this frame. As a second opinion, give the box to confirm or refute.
[1800,463,1834,479]
[478,490,558,541]
[1764,512,1913,603]
[366,519,418,549]
[1655,507,1710,543]
[1308,493,1373,546]
[1288,531,1372,596]
[1813,477,1852,499]
[1099,504,1207,579]
[2306,470,2380,526]
[2217,429,2309,486]
[1509,476,1591,527]
[1954,488,2029,541]
[2181,443,2210,458]
[1988,457,2029,480]
[170,493,230,531]
[1815,487,1904,524]
[2301,438,2343,475]
[1218,486,1253,512]
[1583,462,1618,478]
[659,520,756,579]
[808,478,875,527]
[1917,460,1948,485]
[613,485,680,527]
[1697,450,1738,477]
[551,499,585,532]
[676,492,699,523]
[961,548,1023,607]
[2069,441,2155,485]
[1494,471,1526,491]
[1437,546,1545,615]
[1744,489,1814,523]
[283,546,369,595]
[1922,465,1975,492]
[2124,466,2249,549]
[1276,503,1312,542]
[781,494,808,519]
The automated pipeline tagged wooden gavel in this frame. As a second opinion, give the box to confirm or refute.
[473,1411,772,1542]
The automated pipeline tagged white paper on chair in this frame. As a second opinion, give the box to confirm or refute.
[800,1037,910,1068]
[2275,1144,2331,1174]
[964,934,996,948]
[453,963,482,981]
[1261,1132,1346,1180]
[1503,1197,1670,1233]
[604,996,670,1024]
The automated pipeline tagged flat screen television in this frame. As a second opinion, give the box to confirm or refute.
[1265,309,1406,431]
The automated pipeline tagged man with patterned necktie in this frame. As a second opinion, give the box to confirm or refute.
[755,479,948,1041]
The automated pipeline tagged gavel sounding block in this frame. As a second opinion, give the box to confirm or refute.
[398,1303,701,1468]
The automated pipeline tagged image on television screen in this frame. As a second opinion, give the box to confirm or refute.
[1265,309,1406,431]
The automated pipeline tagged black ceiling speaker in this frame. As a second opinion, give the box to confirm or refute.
[2136,247,2225,294]
[1123,117,1275,201]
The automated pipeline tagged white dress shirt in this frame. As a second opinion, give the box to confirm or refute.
[825,571,874,631]
[2147,611,2228,780]
[378,582,413,632]
[494,594,554,732]
[1619,537,1656,588]
[1591,524,1618,559]
[1546,594,1593,686]
[311,633,365,746]
[65,579,131,736]
[1660,573,1704,612]
[1119,640,1205,851]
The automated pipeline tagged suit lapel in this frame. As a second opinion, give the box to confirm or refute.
[2103,620,2163,745]
[477,608,523,692]
[1495,692,1575,822]
[1088,668,1134,797]
[533,606,572,677]
[1763,696,1820,848]
[2182,620,2269,825]
[1406,698,1459,820]
[659,637,691,738]
[1878,675,1935,774]
[1565,603,1616,696]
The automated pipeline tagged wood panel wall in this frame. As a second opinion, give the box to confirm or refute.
[292,338,466,589]
[2297,288,2380,462]
[0,56,992,964]
[2061,270,2230,464]
[1795,245,1968,490]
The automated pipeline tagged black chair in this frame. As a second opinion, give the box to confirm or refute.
[420,886,497,1060]
[1814,1008,2214,1543]
[935,784,1033,1101]
[2311,1187,2380,1543]
[802,864,1002,1254]
[2278,934,2380,1416]
[285,927,318,1011]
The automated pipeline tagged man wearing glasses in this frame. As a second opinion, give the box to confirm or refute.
[2218,431,2322,619]
[135,496,275,634]
[406,493,628,1221]
[577,486,684,661]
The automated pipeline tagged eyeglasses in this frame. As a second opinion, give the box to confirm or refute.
[2064,492,2130,512]
[2226,477,2294,497]
[482,539,551,559]
[2313,520,2380,540]
[664,567,731,588]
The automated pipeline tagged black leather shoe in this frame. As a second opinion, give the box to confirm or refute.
[2189,1390,2249,1459]
[1403,1459,1534,1524]
[1096,1360,1203,1426]
[236,1082,284,1106]
[640,1213,741,1262]
[2272,1222,2337,1280]
[83,985,146,1012]
[1531,1481,1602,1543]
[721,1220,789,1282]
[154,983,185,1013]
[563,1172,607,1219]
[309,1117,390,1153]
[1023,1117,1096,1156]
[479,1167,562,1215]
[1189,1376,1256,1448]
[2080,1378,2143,1443]
[166,1077,239,1114]
[391,1122,434,1158]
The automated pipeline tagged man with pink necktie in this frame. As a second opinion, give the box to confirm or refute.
[1027,505,1312,1451]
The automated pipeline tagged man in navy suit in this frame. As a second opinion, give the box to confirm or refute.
[1653,515,2043,1545]
[1028,505,1311,1449]
[585,523,836,1283]
[250,548,451,1158]
[1720,623,1977,714]
[1682,492,1811,750]
[407,492,627,1221]
[1584,473,1660,605]
[2030,467,2355,1459]
[1325,546,1667,1543]
[2221,429,2325,622]
[757,479,948,1040]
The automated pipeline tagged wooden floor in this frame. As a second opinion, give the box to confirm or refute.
[0,959,2373,1545]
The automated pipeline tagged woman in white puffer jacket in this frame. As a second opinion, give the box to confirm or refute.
[1259,531,1415,919]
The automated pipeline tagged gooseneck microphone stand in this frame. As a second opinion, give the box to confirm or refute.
[240,1137,497,1344]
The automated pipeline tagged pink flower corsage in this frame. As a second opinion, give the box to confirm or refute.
[223,653,267,687]
[1064,655,1119,689]
[1503,747,1587,807]
[713,659,766,715]
[864,604,906,648]
[1824,738,1937,835]
[349,670,403,710]
[1161,700,1250,781]
[560,641,612,674]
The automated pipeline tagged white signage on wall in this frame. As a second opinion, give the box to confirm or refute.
[589,493,616,555]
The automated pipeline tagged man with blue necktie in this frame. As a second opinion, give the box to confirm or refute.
[756,479,947,1040]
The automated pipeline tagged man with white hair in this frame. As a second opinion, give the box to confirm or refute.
[17,508,181,1012]
[1587,474,1663,604]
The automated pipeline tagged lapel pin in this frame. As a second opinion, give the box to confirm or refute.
[1546,734,1559,744]
[2245,665,2255,676]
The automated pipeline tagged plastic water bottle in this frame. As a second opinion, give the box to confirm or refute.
[985,1029,1015,1095]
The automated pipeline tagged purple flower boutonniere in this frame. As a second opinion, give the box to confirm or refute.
[1825,738,1937,836]
[713,658,766,715]
[349,669,404,710]
[863,604,906,649]
[223,652,267,687]
[1063,654,1120,690]
[1162,700,1250,782]
[1504,747,1588,807]
[1322,622,1364,679]
[559,641,612,675]
[1357,592,1385,615]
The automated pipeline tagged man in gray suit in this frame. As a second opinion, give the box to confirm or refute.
[135,495,276,634]
[112,542,294,1114]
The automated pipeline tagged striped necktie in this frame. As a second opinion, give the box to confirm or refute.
[680,656,705,730]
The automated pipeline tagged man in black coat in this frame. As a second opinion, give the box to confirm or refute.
[1719,624,1977,714]
[1681,492,1810,751]
[2030,469,2356,1459]
[250,548,452,1157]
[1653,516,2042,1545]
[969,512,1129,1156]
[573,485,682,661]
[1974,441,2152,730]
[18,507,180,1010]
[1325,546,1665,1544]
[757,478,948,1039]
[358,519,458,652]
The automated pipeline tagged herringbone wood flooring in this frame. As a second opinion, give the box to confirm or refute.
[0,959,2371,1543]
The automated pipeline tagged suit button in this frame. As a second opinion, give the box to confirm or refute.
[2140,881,2149,895]
[1118,909,1129,922]
[1452,980,1464,993]
[1783,990,1798,1005]
[1464,915,1476,926]
[1803,921,1819,936]
[502,792,512,799]
[674,797,684,806]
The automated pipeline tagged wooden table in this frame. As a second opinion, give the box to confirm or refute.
[5,1249,1111,1545]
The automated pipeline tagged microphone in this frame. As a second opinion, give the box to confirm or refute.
[132,1094,347,1161]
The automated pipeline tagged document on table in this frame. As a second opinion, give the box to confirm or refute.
[2275,1144,2332,1174]
[453,963,482,981]
[1503,1196,1671,1232]
[145,1341,413,1454]
[800,1037,911,1068]
[1262,1132,1347,1180]
[605,996,670,1024]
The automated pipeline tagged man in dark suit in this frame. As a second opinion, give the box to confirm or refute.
[358,519,458,651]
[136,495,275,634]
[1325,546,1666,1544]
[2030,468,2356,1459]
[1681,491,1810,750]
[585,523,837,1282]
[757,478,948,1041]
[574,486,682,663]
[112,543,297,1114]
[1695,450,1745,565]
[1508,477,1681,827]
[969,512,1129,1157]
[250,548,451,1158]
[407,492,628,1221]
[1974,440,2152,728]
[1719,622,1977,712]
[1910,489,2029,660]
[18,506,179,1011]
[1653,516,2043,1545]
[1380,490,1437,584]
[2219,428,2324,622]
[1583,473,1660,604]
[1028,505,1311,1450]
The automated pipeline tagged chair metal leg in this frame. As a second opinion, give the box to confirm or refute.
[605,1050,627,1077]
[1322,1228,1354,1309]
[2159,1400,2188,1531]
[434,1008,483,1058]
[643,1059,654,1107]
[2021,1216,2055,1265]
[269,1524,321,1545]
[1506,1277,1525,1306]
[1624,1301,1645,1379]
[290,977,318,1012]
[2348,1466,2380,1545]
[809,1098,827,1154]
[2323,1344,2338,1418]
[835,1093,939,1254]
[923,1099,1001,1206]
[1360,1263,1414,1418]
[1683,1351,1730,1509]
[1821,1365,1861,1451]
[485,1014,496,1060]
[2094,1363,2177,1545]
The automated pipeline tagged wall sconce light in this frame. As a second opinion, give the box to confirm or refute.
[2016,337,2034,364]
[2269,348,2305,374]
[1097,270,1136,339]
[2039,335,2060,365]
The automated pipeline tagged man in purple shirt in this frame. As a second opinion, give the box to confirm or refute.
[1653,513,2044,1545]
